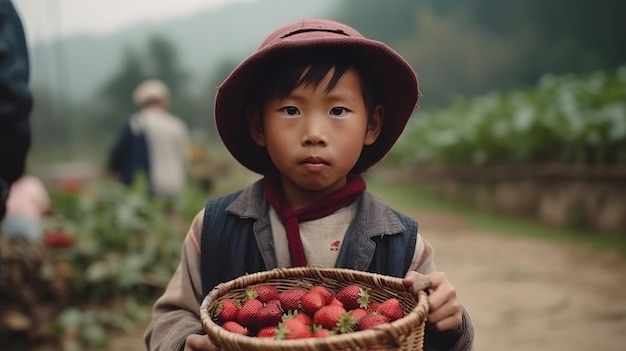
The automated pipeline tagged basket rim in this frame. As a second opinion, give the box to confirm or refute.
[200,266,429,350]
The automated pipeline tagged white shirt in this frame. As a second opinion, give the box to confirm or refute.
[130,107,190,197]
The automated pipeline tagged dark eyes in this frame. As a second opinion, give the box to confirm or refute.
[279,106,349,117]
[330,107,348,116]
[283,106,299,116]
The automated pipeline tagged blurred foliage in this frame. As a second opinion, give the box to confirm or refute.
[29,0,625,163]
[41,175,207,350]
[388,66,626,166]
[337,0,625,107]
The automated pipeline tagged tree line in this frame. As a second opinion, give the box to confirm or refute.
[28,0,625,165]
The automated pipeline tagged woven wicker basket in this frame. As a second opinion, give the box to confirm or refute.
[200,266,429,351]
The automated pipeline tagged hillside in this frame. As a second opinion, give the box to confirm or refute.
[29,0,337,102]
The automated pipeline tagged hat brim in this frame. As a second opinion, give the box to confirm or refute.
[214,37,419,175]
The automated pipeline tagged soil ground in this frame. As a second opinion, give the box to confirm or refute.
[110,208,626,351]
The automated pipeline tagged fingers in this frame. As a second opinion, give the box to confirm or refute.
[423,272,463,331]
[403,270,432,292]
[184,334,217,351]
[425,272,455,308]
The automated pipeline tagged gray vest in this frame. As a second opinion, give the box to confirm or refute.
[200,188,419,295]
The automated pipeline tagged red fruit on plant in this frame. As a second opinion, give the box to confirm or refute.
[222,321,248,335]
[215,298,239,323]
[257,302,283,327]
[377,298,404,321]
[256,325,277,338]
[356,313,389,331]
[249,284,280,303]
[313,305,355,333]
[236,298,263,327]
[301,291,326,314]
[44,230,73,248]
[310,286,335,304]
[61,177,82,193]
[336,284,370,310]
[278,288,307,311]
[276,318,312,340]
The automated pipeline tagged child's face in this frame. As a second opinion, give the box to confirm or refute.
[249,67,382,207]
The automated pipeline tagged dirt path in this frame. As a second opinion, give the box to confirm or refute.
[112,210,626,351]
[411,210,626,351]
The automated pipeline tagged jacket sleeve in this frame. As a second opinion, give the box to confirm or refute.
[411,236,475,351]
[0,1,32,215]
[144,210,207,351]
[107,122,132,174]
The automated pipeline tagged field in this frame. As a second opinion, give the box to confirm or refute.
[105,172,626,351]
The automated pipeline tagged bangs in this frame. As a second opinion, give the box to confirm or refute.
[247,48,379,114]
[268,61,350,101]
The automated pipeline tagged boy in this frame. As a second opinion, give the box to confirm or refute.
[145,18,474,351]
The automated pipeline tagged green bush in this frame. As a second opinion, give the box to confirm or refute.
[389,66,626,166]
[44,177,206,349]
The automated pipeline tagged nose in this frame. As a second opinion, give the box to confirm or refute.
[301,116,328,147]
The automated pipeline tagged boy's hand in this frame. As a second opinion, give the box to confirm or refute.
[403,271,462,332]
[184,334,218,351]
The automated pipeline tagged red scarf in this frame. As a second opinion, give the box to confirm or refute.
[262,175,366,267]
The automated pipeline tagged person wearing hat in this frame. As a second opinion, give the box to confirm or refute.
[144,19,473,351]
[107,79,191,199]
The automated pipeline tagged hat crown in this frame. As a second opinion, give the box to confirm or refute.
[258,19,366,50]
[133,79,169,106]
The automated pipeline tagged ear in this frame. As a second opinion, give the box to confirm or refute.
[247,105,266,146]
[364,105,383,145]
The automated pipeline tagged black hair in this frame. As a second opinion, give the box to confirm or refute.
[247,47,381,117]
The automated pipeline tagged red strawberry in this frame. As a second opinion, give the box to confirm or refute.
[313,305,354,333]
[348,308,368,322]
[215,298,239,323]
[236,298,263,327]
[257,302,283,327]
[310,286,334,304]
[377,298,404,321]
[222,321,248,335]
[278,288,307,311]
[45,230,74,248]
[301,291,326,314]
[61,177,82,193]
[356,313,389,331]
[256,325,277,338]
[367,302,380,313]
[312,327,331,338]
[329,298,344,308]
[283,310,313,327]
[249,284,280,303]
[336,284,370,310]
[276,318,312,340]
[266,299,282,307]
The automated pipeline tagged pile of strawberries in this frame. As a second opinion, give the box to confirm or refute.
[211,283,405,340]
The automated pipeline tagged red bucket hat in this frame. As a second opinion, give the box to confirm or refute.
[214,18,420,175]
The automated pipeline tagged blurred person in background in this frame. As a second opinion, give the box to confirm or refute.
[0,1,34,277]
[107,79,191,201]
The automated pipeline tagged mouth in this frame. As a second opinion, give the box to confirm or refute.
[300,156,329,166]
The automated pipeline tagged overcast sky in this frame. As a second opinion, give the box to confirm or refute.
[12,0,253,44]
